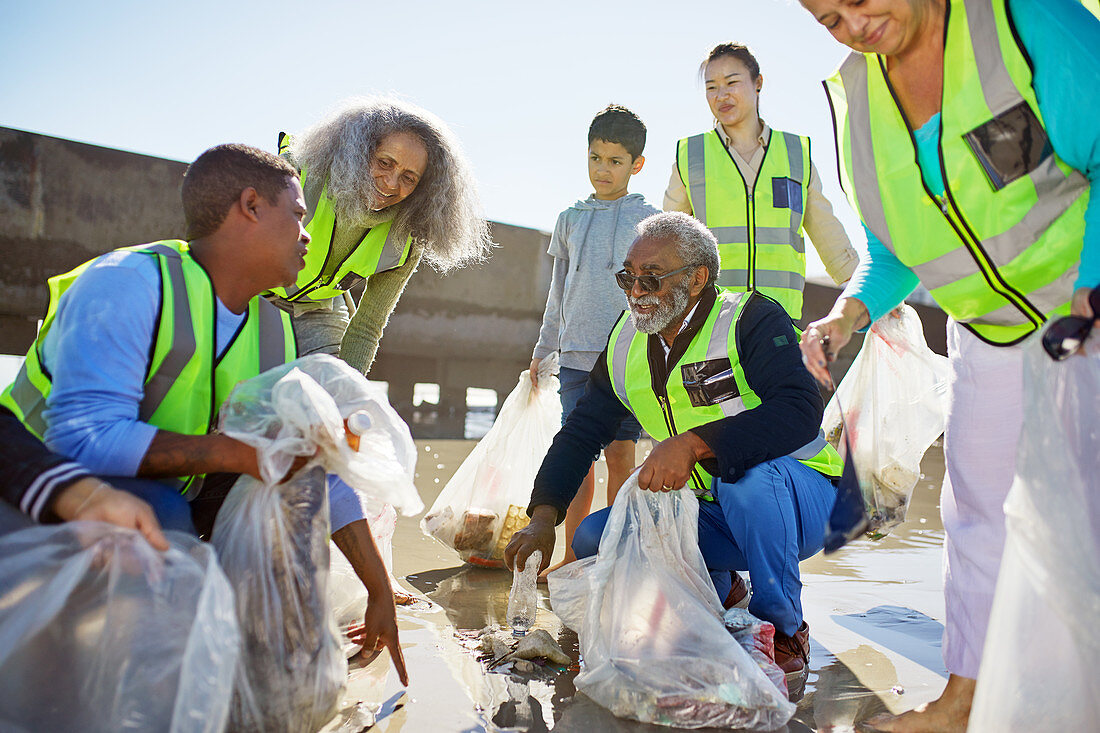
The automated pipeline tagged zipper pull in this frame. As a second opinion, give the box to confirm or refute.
[936,195,949,215]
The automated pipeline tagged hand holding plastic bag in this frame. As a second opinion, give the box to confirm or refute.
[822,305,949,538]
[0,520,239,733]
[421,352,561,566]
[970,335,1100,730]
[212,355,422,732]
[218,354,421,515]
[548,475,794,730]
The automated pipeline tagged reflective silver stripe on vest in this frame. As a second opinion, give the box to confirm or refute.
[610,316,637,412]
[781,131,806,240]
[836,55,897,254]
[705,294,748,419]
[969,0,1022,115]
[712,226,802,247]
[788,430,830,460]
[139,246,196,422]
[978,277,1075,326]
[9,365,48,436]
[257,299,290,369]
[709,225,748,242]
[378,226,407,272]
[718,269,806,291]
[686,134,708,224]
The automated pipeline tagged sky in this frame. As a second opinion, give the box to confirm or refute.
[1,0,865,280]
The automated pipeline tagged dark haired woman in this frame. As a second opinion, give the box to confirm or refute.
[664,42,859,320]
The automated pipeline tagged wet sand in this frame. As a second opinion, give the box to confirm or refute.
[325,439,948,732]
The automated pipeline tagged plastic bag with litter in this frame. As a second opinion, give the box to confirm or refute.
[212,354,422,732]
[970,334,1100,731]
[421,352,561,566]
[218,354,421,515]
[548,475,794,730]
[822,305,949,538]
[0,520,239,733]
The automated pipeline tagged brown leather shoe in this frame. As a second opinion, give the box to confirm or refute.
[773,621,810,676]
[774,621,810,701]
[722,572,749,610]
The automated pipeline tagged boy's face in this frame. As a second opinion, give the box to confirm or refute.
[588,139,644,201]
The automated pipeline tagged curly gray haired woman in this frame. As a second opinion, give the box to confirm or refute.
[271,97,493,374]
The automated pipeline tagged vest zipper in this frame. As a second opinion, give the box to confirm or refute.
[656,393,707,495]
[289,219,372,302]
[876,53,1045,332]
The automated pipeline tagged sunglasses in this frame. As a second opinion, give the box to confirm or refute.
[1041,288,1099,361]
[615,265,695,293]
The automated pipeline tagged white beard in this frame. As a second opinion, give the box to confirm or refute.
[628,278,691,334]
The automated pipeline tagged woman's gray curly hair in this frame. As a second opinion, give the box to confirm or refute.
[290,97,493,272]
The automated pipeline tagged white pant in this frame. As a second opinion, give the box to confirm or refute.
[940,320,1024,678]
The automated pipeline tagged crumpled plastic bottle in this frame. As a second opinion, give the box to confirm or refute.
[507,550,542,636]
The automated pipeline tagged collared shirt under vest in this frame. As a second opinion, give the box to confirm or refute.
[0,240,296,493]
[825,0,1089,346]
[268,136,414,303]
[605,289,842,500]
[677,128,812,319]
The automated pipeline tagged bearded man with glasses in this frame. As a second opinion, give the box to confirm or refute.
[506,211,842,692]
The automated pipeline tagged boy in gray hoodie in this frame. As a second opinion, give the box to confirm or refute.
[529,104,659,574]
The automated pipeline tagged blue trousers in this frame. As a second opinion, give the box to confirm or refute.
[572,456,837,636]
[104,476,198,536]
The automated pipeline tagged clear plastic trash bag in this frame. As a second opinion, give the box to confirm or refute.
[548,475,795,730]
[212,354,422,732]
[421,352,562,566]
[970,334,1100,731]
[213,467,345,733]
[0,520,239,733]
[822,305,949,538]
[218,354,422,516]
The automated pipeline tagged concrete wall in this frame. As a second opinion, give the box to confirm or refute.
[0,126,946,438]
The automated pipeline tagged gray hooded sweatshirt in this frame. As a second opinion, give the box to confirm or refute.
[533,193,659,372]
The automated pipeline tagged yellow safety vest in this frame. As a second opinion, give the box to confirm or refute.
[1,241,296,492]
[606,290,841,500]
[677,129,812,319]
[824,0,1089,345]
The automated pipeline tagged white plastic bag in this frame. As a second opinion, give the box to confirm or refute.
[548,475,794,730]
[970,335,1100,731]
[421,352,561,566]
[822,305,949,538]
[218,354,422,516]
[0,522,239,733]
[212,354,423,732]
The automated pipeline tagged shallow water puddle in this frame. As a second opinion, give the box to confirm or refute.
[328,440,948,732]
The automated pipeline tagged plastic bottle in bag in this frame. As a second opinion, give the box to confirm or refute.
[507,549,542,635]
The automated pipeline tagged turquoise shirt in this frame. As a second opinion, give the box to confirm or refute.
[843,0,1100,322]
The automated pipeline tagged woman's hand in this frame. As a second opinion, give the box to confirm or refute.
[528,358,542,389]
[799,297,870,389]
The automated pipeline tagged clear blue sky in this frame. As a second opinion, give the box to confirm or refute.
[1,0,864,279]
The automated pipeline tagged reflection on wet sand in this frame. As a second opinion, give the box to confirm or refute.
[326,440,948,732]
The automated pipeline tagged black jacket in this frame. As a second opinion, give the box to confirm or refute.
[530,288,825,523]
[1,406,91,522]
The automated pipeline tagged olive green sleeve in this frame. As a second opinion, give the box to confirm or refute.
[338,240,426,376]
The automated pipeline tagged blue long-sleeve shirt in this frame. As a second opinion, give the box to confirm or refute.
[529,288,825,523]
[38,249,367,531]
[843,0,1100,321]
